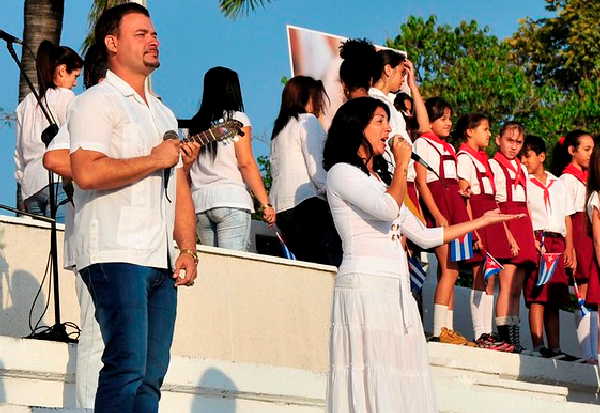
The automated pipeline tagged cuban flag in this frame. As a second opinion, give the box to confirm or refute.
[450,232,474,262]
[275,231,296,260]
[409,255,427,294]
[536,252,562,286]
[483,252,503,281]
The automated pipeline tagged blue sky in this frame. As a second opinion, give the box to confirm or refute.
[0,0,549,208]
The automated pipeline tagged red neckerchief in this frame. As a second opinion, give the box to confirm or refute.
[562,163,588,185]
[529,174,556,212]
[493,152,527,189]
[420,131,456,160]
[458,143,496,193]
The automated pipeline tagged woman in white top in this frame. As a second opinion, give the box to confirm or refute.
[323,97,520,412]
[270,76,341,265]
[188,67,274,251]
[14,40,82,221]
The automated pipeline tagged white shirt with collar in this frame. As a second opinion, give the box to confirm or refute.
[68,70,180,271]
[560,173,587,213]
[526,172,574,236]
[489,158,528,203]
[269,113,327,214]
[413,136,457,183]
[368,87,415,182]
[14,88,75,200]
[456,150,494,195]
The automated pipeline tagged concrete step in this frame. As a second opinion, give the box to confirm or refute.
[0,405,31,413]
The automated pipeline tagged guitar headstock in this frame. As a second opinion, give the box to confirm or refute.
[211,119,244,144]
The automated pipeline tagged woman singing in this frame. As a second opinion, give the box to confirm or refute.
[324,97,521,412]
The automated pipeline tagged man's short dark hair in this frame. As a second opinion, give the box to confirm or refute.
[94,2,149,58]
[523,135,546,156]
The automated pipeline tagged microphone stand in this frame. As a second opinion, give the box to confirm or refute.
[4,40,74,343]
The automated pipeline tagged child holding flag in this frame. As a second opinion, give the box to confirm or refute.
[414,97,471,341]
[521,136,577,359]
[456,113,513,346]
[489,122,537,352]
[553,130,597,362]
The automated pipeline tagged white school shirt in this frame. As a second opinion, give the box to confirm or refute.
[189,111,254,214]
[14,88,75,200]
[456,150,493,195]
[560,173,587,213]
[526,172,574,236]
[68,70,180,271]
[367,87,415,182]
[587,191,600,222]
[489,158,528,203]
[269,113,327,213]
[45,122,75,270]
[413,136,458,183]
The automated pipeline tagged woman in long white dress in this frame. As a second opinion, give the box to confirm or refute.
[323,97,521,412]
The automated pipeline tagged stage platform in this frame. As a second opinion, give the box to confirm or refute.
[0,215,598,412]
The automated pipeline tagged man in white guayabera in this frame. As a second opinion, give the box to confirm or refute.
[67,4,198,412]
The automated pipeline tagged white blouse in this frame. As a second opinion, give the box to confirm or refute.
[526,172,574,236]
[327,162,443,274]
[15,88,75,200]
[189,111,254,213]
[269,113,327,213]
[456,151,494,195]
[413,137,458,183]
[587,191,600,222]
[560,173,587,214]
[489,158,528,203]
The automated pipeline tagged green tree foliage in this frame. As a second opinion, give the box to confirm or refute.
[386,12,599,148]
[508,0,600,91]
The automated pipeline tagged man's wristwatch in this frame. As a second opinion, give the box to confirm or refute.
[179,248,198,264]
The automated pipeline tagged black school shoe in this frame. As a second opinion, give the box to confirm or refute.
[539,347,582,362]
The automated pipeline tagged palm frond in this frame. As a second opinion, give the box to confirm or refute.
[219,0,272,19]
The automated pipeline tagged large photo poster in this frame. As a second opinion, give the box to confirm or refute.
[286,25,407,129]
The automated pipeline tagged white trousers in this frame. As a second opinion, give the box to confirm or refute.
[74,274,104,409]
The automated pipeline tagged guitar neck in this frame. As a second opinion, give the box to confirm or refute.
[187,127,220,146]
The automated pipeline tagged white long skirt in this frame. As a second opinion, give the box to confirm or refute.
[327,270,438,413]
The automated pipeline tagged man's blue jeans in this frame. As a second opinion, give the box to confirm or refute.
[79,263,177,413]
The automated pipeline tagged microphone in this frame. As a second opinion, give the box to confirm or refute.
[162,130,179,202]
[0,30,23,45]
[411,152,436,174]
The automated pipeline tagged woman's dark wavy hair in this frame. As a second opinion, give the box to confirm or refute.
[454,113,488,142]
[323,97,392,184]
[339,38,377,93]
[271,76,328,140]
[190,66,244,159]
[372,49,405,84]
[36,40,83,98]
[551,129,593,176]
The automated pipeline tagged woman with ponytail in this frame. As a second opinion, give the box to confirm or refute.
[553,130,598,362]
[14,40,82,220]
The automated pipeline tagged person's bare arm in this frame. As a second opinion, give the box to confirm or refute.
[404,60,430,134]
[235,126,275,223]
[415,162,447,226]
[442,210,523,243]
[70,139,180,190]
[386,137,411,206]
[172,167,198,286]
[43,149,71,178]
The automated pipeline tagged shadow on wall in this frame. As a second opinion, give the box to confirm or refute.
[0,359,5,404]
[191,368,238,413]
[0,247,46,338]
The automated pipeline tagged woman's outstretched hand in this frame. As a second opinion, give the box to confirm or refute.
[481,209,525,225]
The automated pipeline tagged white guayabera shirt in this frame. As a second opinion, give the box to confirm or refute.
[68,70,180,271]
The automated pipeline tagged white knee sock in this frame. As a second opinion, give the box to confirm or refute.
[591,311,599,360]
[434,304,449,337]
[470,290,485,339]
[483,293,495,335]
[575,311,593,360]
[448,309,454,331]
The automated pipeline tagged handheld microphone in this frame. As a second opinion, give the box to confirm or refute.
[0,30,23,45]
[410,152,436,174]
[162,130,179,202]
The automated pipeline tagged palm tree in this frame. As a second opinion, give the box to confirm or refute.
[19,0,65,102]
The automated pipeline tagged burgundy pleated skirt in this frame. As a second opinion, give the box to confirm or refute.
[498,201,536,266]
[469,194,512,263]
